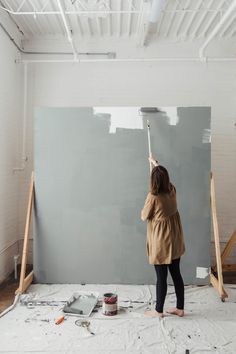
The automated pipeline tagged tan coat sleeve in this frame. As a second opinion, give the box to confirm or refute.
[141,193,155,221]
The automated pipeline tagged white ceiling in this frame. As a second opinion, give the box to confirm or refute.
[1,0,236,41]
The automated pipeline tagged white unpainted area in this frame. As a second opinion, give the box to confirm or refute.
[24,55,236,246]
[1,284,236,353]
[161,107,180,126]
[94,107,143,133]
[1,21,236,282]
[196,266,211,279]
[202,128,212,143]
[139,107,180,126]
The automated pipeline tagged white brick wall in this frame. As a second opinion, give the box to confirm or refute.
[28,61,236,240]
[22,60,235,266]
[1,34,236,281]
[0,28,23,282]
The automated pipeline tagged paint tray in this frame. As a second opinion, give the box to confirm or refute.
[63,291,99,317]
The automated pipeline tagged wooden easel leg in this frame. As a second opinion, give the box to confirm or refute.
[221,229,236,265]
[15,172,34,295]
[210,173,228,301]
[210,273,228,302]
[212,229,236,273]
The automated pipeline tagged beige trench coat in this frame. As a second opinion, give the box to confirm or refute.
[141,186,185,265]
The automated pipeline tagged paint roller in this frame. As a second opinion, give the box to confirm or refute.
[139,107,162,173]
[140,107,160,114]
[140,107,168,174]
[147,120,152,174]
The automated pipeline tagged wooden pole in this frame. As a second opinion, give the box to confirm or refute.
[16,172,34,294]
[210,173,228,301]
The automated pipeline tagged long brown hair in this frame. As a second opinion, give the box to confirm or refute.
[150,165,172,195]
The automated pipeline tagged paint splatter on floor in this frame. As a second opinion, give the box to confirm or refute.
[0,284,236,353]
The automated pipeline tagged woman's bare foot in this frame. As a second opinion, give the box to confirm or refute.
[144,310,164,318]
[166,308,184,317]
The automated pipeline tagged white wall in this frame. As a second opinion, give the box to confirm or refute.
[1,29,236,282]
[0,27,24,282]
[24,59,236,263]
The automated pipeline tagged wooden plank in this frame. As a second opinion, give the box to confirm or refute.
[210,273,220,293]
[222,264,236,272]
[212,229,236,273]
[17,172,34,294]
[16,271,34,294]
[210,174,226,298]
[221,229,236,265]
[210,272,228,301]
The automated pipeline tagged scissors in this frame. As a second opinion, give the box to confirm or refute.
[75,320,95,335]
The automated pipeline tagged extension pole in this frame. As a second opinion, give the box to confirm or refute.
[147,120,152,174]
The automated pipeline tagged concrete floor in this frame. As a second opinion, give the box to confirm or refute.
[1,283,236,353]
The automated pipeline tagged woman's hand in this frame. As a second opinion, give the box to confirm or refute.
[148,156,159,167]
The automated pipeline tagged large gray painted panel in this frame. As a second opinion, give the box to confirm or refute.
[34,107,211,285]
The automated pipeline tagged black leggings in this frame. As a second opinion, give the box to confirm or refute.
[154,258,184,313]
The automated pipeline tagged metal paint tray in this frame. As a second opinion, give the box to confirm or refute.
[63,291,99,317]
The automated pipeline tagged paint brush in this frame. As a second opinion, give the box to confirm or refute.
[55,315,65,325]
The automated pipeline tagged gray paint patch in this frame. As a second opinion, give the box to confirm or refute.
[34,106,211,285]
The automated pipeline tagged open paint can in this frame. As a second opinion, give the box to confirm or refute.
[102,293,118,316]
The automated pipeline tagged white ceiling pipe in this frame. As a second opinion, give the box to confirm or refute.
[56,0,78,60]
[56,0,72,41]
[192,0,215,39]
[225,16,236,37]
[117,0,122,37]
[199,0,236,59]
[0,7,227,15]
[107,0,112,36]
[183,0,202,37]
[201,0,226,38]
[175,0,192,38]
[219,13,236,37]
[127,0,133,36]
[21,57,236,64]
[164,0,179,37]
[16,0,27,12]
[0,7,144,15]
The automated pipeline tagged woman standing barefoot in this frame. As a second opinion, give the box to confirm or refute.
[141,156,185,318]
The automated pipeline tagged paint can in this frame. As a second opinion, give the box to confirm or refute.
[102,293,118,316]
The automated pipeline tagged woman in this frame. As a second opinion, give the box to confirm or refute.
[141,156,185,318]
